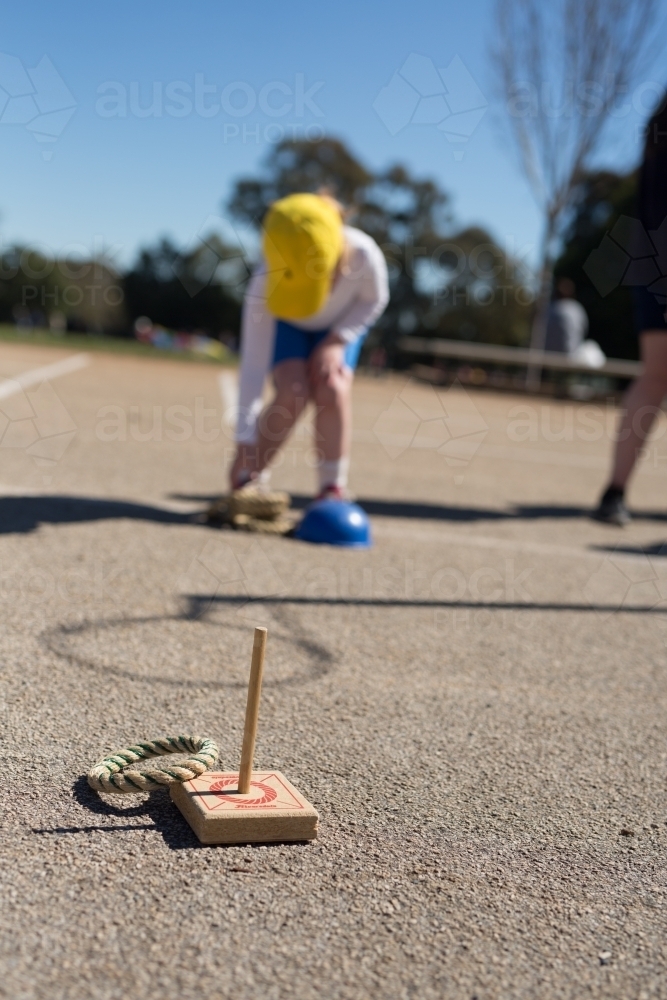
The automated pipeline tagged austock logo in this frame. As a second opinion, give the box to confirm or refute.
[0,379,78,467]
[373,53,487,159]
[178,537,286,620]
[372,377,489,479]
[175,215,253,298]
[582,545,667,620]
[0,53,76,159]
[583,215,667,301]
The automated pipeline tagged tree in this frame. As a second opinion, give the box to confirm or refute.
[423,226,532,347]
[228,137,372,223]
[493,0,658,382]
[122,236,243,338]
[226,137,531,359]
[0,246,125,334]
[554,169,638,358]
[0,246,61,327]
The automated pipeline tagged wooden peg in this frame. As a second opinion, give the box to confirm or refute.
[170,624,318,844]
[238,626,267,794]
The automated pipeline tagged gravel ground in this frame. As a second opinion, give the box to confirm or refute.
[1,343,666,1000]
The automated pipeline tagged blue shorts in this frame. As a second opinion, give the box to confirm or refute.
[272,320,366,370]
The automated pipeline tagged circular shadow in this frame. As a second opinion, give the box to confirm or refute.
[43,609,335,690]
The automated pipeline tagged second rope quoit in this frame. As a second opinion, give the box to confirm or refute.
[204,486,296,534]
[87,735,219,794]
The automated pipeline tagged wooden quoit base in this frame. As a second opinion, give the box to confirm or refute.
[171,770,318,844]
[170,625,318,845]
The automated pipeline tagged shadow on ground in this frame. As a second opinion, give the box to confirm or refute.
[184,593,667,616]
[42,610,336,690]
[2,493,665,534]
[171,492,667,525]
[33,777,314,851]
[0,495,195,534]
[591,542,667,557]
[30,776,201,849]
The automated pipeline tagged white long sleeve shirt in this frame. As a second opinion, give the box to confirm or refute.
[236,225,389,443]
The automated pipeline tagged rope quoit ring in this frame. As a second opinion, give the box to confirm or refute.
[87,735,219,795]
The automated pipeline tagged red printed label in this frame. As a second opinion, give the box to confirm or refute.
[185,772,307,813]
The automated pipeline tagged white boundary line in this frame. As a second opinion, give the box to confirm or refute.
[373,522,660,565]
[0,353,91,401]
[352,430,667,476]
[218,370,238,427]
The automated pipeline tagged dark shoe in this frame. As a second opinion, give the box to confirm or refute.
[592,487,630,526]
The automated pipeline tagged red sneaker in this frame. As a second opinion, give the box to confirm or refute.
[316,484,349,502]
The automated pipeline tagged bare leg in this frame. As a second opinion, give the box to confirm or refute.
[311,364,353,462]
[609,331,667,488]
[229,359,309,489]
[230,350,354,491]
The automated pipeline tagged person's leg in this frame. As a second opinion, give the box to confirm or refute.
[595,330,667,523]
[309,335,365,494]
[229,321,313,490]
[231,327,363,495]
[609,331,667,487]
[310,361,353,493]
[256,358,310,472]
[313,367,353,457]
[231,360,309,488]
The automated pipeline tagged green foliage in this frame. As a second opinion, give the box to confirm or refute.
[122,236,242,338]
[227,137,532,354]
[419,226,532,347]
[0,235,243,340]
[0,247,125,334]
[0,247,63,325]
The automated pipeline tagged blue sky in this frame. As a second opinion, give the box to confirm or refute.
[0,1,665,271]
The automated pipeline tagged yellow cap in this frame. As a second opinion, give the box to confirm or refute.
[262,193,343,319]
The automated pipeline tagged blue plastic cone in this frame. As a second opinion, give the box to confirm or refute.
[295,499,372,548]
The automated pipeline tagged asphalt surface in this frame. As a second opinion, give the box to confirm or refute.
[1,342,666,1000]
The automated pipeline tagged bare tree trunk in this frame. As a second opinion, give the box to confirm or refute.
[525,219,556,391]
[494,0,658,392]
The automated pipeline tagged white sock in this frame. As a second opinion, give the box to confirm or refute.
[235,466,271,489]
[317,457,349,492]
